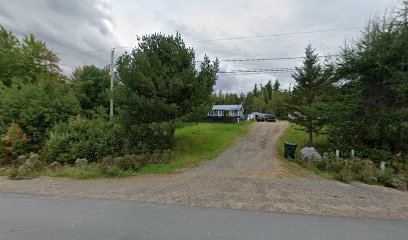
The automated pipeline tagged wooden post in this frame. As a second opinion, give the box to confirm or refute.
[380,162,386,173]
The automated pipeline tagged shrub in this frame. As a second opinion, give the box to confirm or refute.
[356,160,379,184]
[41,116,174,165]
[0,79,80,144]
[40,116,123,164]
[0,123,29,164]
[378,168,396,185]
[318,157,380,184]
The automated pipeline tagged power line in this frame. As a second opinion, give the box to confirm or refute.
[195,54,338,63]
[219,69,296,75]
[218,72,291,75]
[220,67,295,72]
[187,27,359,43]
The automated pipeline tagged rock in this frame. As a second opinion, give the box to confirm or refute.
[28,152,39,160]
[75,158,88,167]
[299,147,322,165]
[17,159,35,177]
[49,161,62,171]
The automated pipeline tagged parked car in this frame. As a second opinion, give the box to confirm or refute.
[265,115,276,122]
[256,115,265,122]
[255,114,276,122]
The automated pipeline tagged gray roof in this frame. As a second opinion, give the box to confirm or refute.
[212,104,243,111]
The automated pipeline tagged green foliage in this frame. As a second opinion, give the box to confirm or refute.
[40,115,176,165]
[113,33,219,153]
[0,123,29,164]
[40,116,123,164]
[288,45,333,146]
[0,78,80,144]
[330,3,408,153]
[72,65,110,117]
[318,158,380,184]
[0,26,61,87]
[116,33,218,124]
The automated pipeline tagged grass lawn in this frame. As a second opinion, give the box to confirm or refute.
[277,124,330,157]
[138,122,251,173]
[277,124,334,178]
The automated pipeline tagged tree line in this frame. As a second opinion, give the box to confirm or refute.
[213,79,290,119]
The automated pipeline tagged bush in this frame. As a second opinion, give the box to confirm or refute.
[40,116,174,165]
[0,79,80,144]
[355,160,379,184]
[318,157,380,184]
[0,123,29,164]
[40,116,124,164]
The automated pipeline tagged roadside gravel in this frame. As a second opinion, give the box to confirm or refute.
[0,122,407,220]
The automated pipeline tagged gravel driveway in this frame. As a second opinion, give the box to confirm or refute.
[0,122,407,220]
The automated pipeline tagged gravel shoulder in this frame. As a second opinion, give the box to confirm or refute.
[0,122,407,220]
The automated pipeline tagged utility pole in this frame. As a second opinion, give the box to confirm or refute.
[110,48,114,118]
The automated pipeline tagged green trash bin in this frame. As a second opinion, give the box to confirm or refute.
[284,142,297,159]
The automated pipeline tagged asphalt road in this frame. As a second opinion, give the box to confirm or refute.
[0,192,407,240]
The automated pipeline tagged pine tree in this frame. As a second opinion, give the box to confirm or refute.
[288,45,332,146]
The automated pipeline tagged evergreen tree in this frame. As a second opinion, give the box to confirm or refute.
[331,3,408,153]
[115,33,218,151]
[273,79,281,92]
[288,45,333,146]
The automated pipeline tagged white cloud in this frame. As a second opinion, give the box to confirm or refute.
[0,0,398,92]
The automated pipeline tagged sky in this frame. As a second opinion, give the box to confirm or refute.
[0,0,400,93]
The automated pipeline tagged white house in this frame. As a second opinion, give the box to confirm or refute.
[208,104,244,118]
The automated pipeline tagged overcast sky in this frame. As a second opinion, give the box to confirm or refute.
[0,0,400,93]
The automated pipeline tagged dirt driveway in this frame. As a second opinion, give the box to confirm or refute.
[0,122,407,220]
